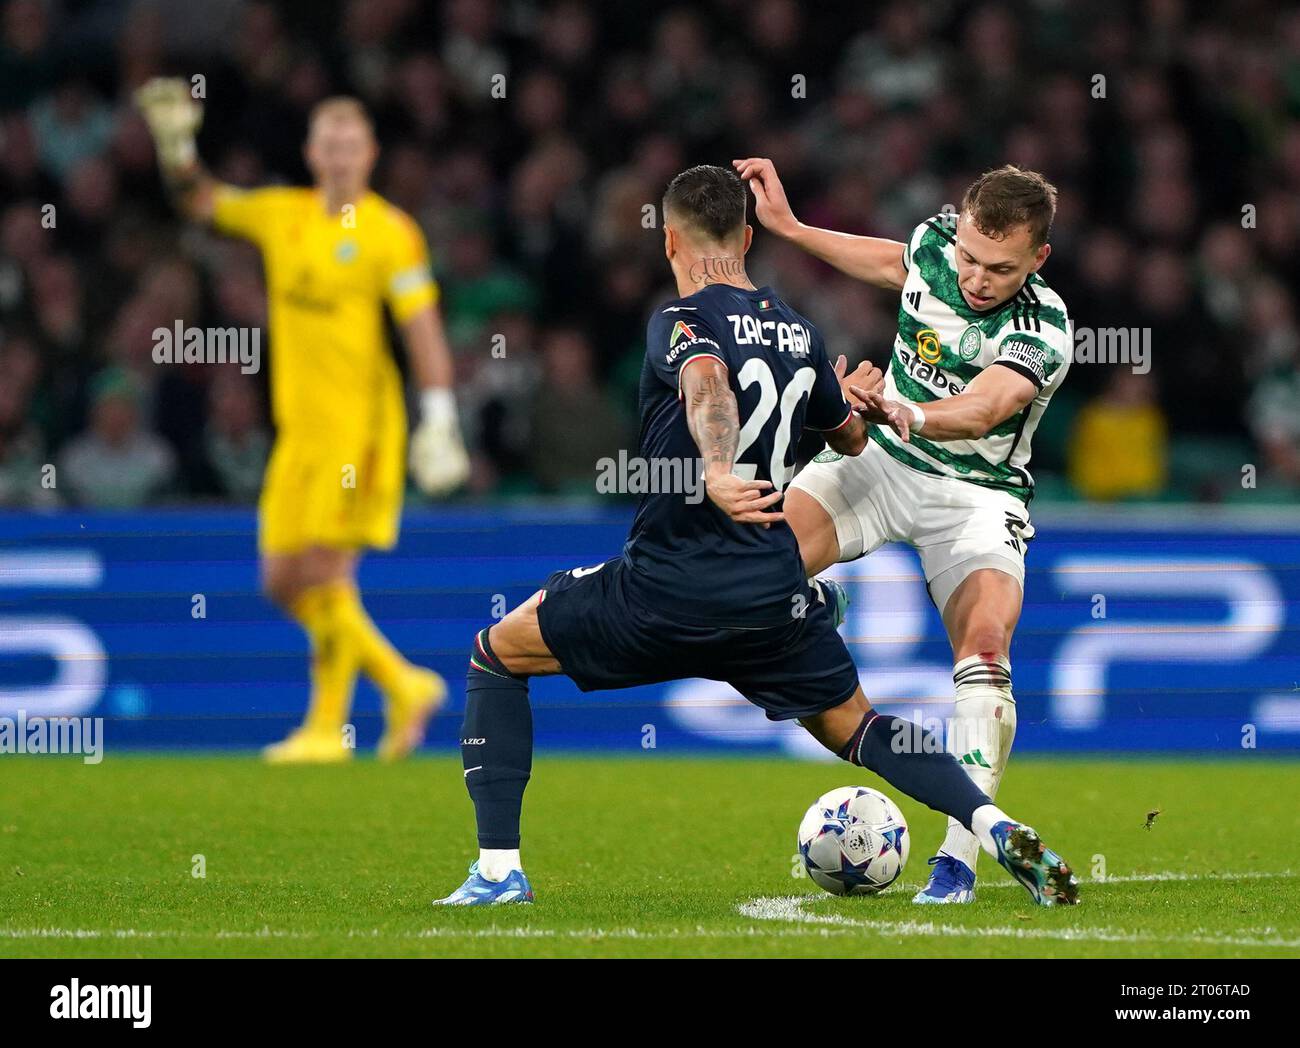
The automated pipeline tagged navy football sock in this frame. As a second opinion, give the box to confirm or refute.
[838,712,991,830]
[463,628,533,849]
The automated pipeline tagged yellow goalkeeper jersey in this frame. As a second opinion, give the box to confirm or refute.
[211,185,437,445]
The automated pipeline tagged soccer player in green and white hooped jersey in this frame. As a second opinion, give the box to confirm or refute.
[734,158,1072,904]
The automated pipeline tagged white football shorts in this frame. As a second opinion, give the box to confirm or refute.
[789,439,1034,613]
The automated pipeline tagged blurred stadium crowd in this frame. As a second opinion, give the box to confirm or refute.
[2,0,1299,509]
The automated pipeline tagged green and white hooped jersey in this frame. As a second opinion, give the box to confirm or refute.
[874,213,1072,503]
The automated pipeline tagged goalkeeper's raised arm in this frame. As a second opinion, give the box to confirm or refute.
[732,157,907,292]
[134,77,220,222]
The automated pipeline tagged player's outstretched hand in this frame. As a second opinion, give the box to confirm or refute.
[852,388,913,443]
[732,157,798,240]
[134,77,203,171]
[834,355,885,408]
[705,471,785,528]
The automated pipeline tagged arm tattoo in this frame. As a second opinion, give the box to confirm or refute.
[686,373,739,471]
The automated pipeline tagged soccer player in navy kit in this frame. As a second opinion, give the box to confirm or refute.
[435,166,1078,907]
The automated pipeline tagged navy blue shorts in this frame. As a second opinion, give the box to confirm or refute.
[535,557,860,721]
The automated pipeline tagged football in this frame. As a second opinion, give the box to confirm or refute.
[797,786,911,896]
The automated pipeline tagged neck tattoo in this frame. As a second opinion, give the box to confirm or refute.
[690,256,748,286]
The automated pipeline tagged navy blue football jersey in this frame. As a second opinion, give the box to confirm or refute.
[622,283,852,626]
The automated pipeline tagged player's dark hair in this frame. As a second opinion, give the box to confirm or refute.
[663,165,747,243]
[960,165,1058,248]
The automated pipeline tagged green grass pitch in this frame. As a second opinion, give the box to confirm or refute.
[0,754,1297,958]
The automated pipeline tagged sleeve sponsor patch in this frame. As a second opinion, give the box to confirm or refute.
[995,337,1060,387]
[665,336,721,366]
[646,306,727,391]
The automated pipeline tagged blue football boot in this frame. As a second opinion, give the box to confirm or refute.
[989,822,1079,906]
[912,854,977,904]
[813,576,851,630]
[433,861,535,906]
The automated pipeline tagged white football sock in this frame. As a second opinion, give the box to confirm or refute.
[478,848,522,882]
[936,653,1016,873]
[971,803,1013,859]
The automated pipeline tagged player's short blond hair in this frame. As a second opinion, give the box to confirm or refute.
[961,165,1058,248]
[308,96,375,138]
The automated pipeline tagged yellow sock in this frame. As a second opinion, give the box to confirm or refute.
[289,581,362,737]
[334,580,416,699]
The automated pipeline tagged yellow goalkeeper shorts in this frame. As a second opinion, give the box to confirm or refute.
[258,431,406,555]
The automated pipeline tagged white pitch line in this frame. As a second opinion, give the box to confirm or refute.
[958,868,1296,891]
[1,918,1298,949]
[2,871,1296,948]
[0,927,315,941]
[737,895,1300,950]
[3,921,1298,949]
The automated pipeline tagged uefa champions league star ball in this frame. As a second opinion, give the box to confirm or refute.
[797,785,911,896]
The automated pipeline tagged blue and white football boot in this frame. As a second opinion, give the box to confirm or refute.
[433,861,535,906]
[912,854,977,904]
[989,822,1079,906]
[812,576,851,630]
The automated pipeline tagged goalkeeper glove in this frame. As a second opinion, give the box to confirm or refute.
[410,389,471,496]
[134,77,203,172]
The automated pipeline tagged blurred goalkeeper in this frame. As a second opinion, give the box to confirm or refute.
[136,79,468,763]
